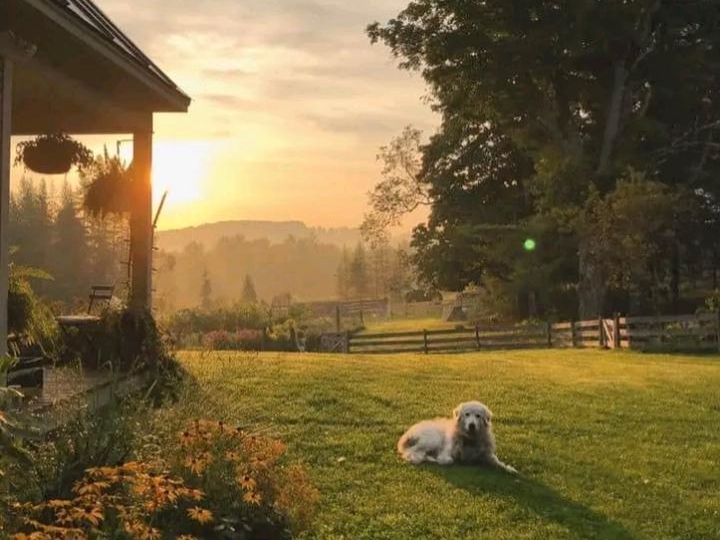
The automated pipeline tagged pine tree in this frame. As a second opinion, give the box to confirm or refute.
[241,274,258,304]
[349,243,370,299]
[200,268,213,310]
[52,181,89,302]
[336,247,352,299]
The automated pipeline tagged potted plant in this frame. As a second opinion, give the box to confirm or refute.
[82,153,135,218]
[15,133,93,175]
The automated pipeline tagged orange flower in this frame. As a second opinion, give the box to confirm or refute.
[70,505,104,526]
[187,506,214,524]
[243,491,262,506]
[184,456,208,475]
[237,474,256,491]
[179,430,195,445]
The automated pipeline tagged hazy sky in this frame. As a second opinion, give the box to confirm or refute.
[79,0,438,230]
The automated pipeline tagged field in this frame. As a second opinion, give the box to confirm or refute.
[177,350,720,540]
[361,317,458,333]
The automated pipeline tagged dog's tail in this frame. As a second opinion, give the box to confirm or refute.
[397,433,417,454]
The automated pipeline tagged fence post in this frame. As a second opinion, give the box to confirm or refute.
[570,320,577,348]
[423,329,429,355]
[716,311,720,353]
[613,313,621,349]
[598,316,604,348]
[335,305,341,333]
[344,331,350,354]
[475,324,481,350]
[546,321,553,348]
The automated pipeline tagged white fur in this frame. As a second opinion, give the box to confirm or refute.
[397,401,517,473]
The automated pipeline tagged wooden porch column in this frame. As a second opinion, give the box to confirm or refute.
[0,57,13,358]
[129,114,153,313]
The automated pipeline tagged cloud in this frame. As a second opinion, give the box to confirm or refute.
[96,0,438,227]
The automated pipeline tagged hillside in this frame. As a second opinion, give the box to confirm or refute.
[156,220,362,252]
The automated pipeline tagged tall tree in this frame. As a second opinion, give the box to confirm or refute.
[200,268,213,310]
[369,0,720,317]
[52,182,89,302]
[241,274,258,304]
[361,126,430,247]
[349,243,370,299]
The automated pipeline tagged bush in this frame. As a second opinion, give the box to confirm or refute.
[8,419,319,539]
[8,263,60,353]
[203,329,264,351]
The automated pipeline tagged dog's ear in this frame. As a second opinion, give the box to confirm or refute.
[453,405,462,419]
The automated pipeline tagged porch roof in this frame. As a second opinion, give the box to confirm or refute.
[2,0,191,135]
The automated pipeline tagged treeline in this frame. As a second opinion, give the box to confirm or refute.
[367,1,720,320]
[9,177,127,309]
[155,236,343,314]
[335,242,432,302]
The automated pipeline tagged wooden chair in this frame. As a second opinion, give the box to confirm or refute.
[87,285,115,314]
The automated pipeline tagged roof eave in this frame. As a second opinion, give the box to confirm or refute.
[22,0,191,112]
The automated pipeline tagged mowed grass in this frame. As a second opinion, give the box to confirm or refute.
[362,317,458,333]
[176,350,720,540]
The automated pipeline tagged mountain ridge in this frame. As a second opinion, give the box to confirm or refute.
[156,219,363,252]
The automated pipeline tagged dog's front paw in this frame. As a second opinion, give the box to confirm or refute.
[503,464,518,474]
[437,455,454,466]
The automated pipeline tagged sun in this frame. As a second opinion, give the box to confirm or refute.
[151,140,215,206]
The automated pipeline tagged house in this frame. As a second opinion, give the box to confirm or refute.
[0,0,190,355]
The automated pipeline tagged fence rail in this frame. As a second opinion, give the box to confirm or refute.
[320,313,720,354]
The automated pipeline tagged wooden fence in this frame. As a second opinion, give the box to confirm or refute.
[320,313,720,354]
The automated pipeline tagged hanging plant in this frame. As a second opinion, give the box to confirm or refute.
[82,153,135,218]
[15,133,93,175]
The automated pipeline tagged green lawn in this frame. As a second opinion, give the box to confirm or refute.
[176,350,720,540]
[361,317,458,333]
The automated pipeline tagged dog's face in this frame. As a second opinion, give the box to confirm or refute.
[453,401,492,435]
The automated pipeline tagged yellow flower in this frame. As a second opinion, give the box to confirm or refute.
[187,506,214,524]
[177,536,198,540]
[70,505,104,526]
[179,430,195,445]
[237,474,256,491]
[184,456,207,475]
[243,491,262,506]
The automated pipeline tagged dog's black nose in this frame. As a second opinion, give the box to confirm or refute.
[468,424,477,432]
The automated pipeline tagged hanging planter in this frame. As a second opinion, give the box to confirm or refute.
[15,133,93,175]
[82,156,135,218]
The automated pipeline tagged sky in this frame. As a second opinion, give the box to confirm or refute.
[10,0,437,231]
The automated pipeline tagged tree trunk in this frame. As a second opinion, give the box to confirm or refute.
[597,60,628,176]
[578,240,607,319]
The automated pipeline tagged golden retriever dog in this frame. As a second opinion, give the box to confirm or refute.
[397,401,517,473]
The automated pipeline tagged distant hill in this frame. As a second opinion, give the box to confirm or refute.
[156,220,363,252]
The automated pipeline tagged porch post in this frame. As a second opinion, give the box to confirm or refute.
[0,57,13,358]
[129,114,153,313]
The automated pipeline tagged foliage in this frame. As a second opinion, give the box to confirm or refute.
[361,126,430,247]
[155,236,345,314]
[9,177,126,308]
[8,262,59,349]
[165,304,272,340]
[15,133,93,175]
[200,269,213,310]
[368,0,720,318]
[0,357,30,483]
[580,170,698,314]
[81,152,134,218]
[704,290,720,312]
[8,419,319,539]
[202,329,265,351]
[241,275,259,304]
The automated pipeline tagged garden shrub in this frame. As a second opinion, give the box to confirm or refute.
[9,419,319,539]
[202,329,264,351]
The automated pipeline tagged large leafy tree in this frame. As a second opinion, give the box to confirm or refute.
[369,0,720,317]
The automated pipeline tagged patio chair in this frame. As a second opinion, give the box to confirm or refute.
[87,285,115,314]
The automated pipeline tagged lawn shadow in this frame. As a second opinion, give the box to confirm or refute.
[432,466,636,540]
